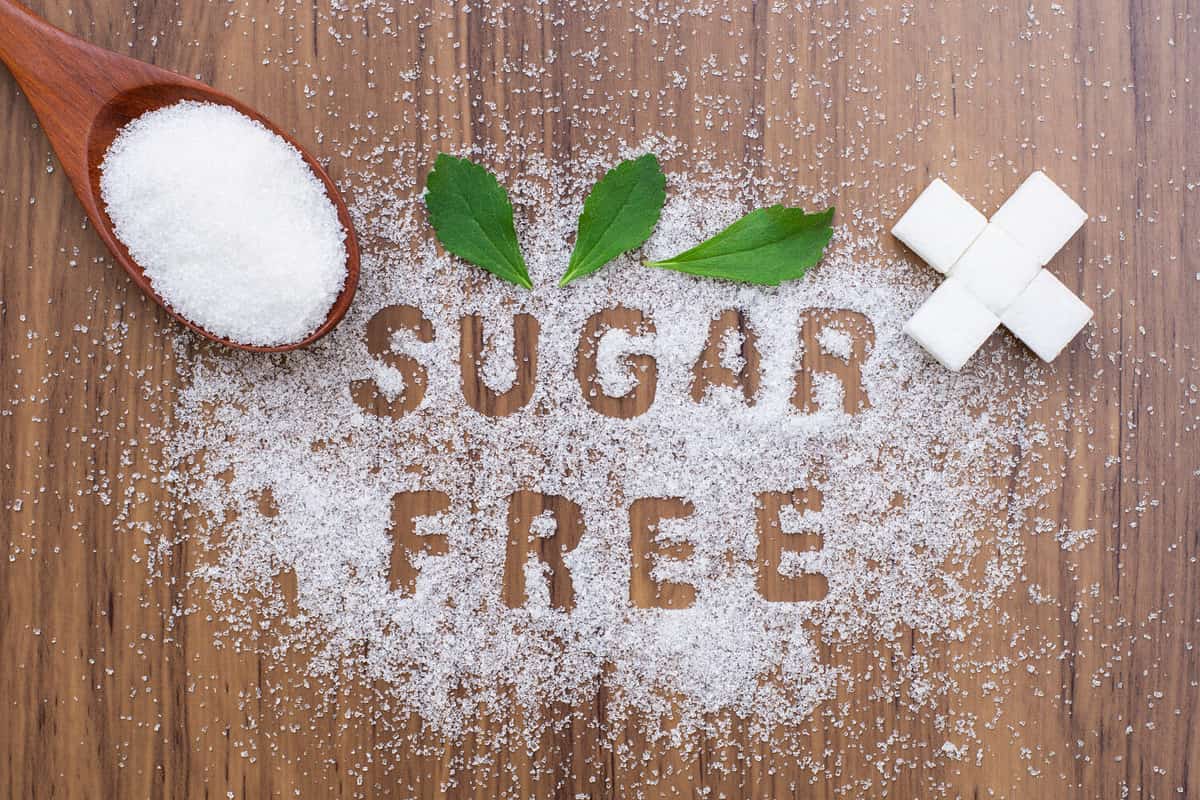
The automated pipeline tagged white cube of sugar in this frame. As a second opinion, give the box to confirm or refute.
[948,224,1041,315]
[903,278,1000,371]
[990,171,1088,265]
[1000,270,1093,362]
[891,179,988,274]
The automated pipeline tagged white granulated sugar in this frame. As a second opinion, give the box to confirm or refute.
[718,328,747,372]
[1056,526,1097,551]
[777,502,823,533]
[595,327,655,397]
[167,151,1053,746]
[817,324,854,362]
[99,101,348,346]
[479,321,518,392]
[529,511,558,538]
[413,512,451,537]
[370,363,406,401]
[811,371,846,412]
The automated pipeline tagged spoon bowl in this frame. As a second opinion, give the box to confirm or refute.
[0,0,359,352]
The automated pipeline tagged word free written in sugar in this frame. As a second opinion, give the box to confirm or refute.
[354,303,876,609]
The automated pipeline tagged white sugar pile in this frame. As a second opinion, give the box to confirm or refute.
[165,150,1055,746]
[99,101,348,346]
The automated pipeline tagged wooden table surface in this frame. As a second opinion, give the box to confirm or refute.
[1,0,1197,797]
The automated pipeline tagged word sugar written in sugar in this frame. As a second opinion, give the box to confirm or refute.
[356,304,876,607]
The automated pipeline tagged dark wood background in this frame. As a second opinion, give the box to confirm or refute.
[1,0,1198,797]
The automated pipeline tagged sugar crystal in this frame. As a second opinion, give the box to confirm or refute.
[100,101,348,346]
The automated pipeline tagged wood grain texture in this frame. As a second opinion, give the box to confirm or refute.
[1,0,1198,798]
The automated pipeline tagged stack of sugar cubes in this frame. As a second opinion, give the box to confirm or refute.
[893,171,1092,371]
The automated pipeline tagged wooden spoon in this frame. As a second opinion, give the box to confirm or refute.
[0,0,360,352]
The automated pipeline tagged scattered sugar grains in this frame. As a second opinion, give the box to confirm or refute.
[167,151,1055,744]
[99,101,347,346]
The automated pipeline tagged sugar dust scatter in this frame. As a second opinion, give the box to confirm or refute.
[595,327,654,397]
[4,0,1198,793]
[100,101,348,346]
[167,151,1058,747]
[717,327,747,372]
[817,324,854,362]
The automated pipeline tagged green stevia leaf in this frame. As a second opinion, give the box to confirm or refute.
[646,205,835,286]
[424,154,531,289]
[559,153,667,287]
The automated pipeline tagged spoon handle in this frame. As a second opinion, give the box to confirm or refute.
[1,0,187,204]
[0,0,53,74]
[1,0,159,173]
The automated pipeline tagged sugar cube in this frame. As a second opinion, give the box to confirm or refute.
[1000,270,1093,362]
[903,278,1001,371]
[948,223,1041,316]
[990,171,1088,265]
[891,179,988,274]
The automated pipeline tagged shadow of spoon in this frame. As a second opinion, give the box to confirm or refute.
[0,0,360,352]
